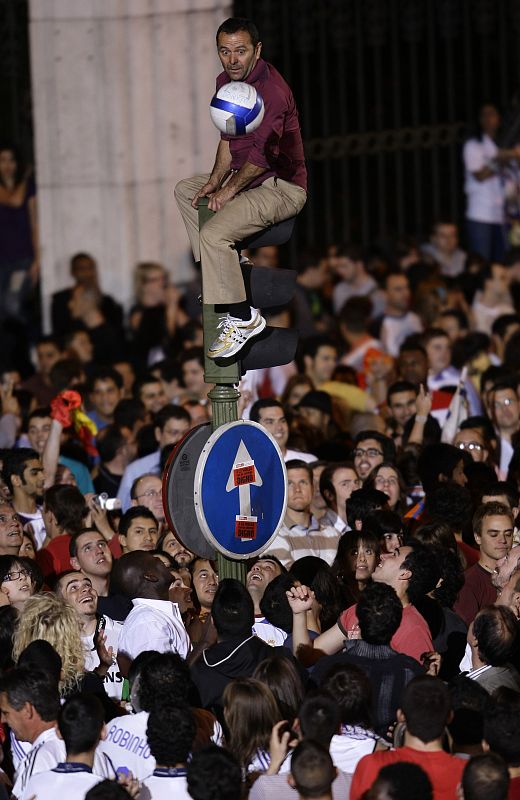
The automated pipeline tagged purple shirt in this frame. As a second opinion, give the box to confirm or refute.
[0,174,36,266]
[217,58,307,192]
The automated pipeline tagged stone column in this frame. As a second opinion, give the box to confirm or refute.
[29,0,230,329]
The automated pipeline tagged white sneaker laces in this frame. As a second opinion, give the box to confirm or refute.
[215,314,244,342]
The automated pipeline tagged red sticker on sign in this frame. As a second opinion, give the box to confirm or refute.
[235,515,258,540]
[234,460,256,486]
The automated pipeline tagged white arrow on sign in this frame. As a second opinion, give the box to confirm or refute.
[225,439,263,516]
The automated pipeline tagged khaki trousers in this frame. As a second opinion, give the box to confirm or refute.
[174,174,307,304]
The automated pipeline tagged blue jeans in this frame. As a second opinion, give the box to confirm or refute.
[466,219,507,262]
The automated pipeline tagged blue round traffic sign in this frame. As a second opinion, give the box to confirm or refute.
[194,420,287,559]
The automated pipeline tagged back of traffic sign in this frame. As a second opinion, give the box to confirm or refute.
[194,420,287,559]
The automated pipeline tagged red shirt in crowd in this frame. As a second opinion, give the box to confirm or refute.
[36,533,122,581]
[338,603,433,664]
[454,562,497,626]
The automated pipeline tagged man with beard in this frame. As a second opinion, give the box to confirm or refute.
[2,449,45,549]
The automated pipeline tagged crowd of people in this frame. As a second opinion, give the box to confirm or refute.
[0,222,518,800]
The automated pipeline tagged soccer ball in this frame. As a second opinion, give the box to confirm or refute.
[210,82,265,136]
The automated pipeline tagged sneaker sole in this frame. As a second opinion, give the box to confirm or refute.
[207,316,267,360]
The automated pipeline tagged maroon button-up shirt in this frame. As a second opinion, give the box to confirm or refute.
[217,58,307,192]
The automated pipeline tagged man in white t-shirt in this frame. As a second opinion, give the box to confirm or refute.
[0,668,63,800]
[139,704,194,800]
[376,274,422,358]
[55,570,123,700]
[21,695,105,800]
[2,448,46,549]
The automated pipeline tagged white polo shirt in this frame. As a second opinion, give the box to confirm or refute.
[118,598,191,662]
[21,762,101,800]
[139,768,191,800]
[14,727,65,800]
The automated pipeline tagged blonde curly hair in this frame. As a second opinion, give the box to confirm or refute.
[12,593,86,694]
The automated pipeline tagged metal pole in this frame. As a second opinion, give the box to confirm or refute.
[198,198,246,583]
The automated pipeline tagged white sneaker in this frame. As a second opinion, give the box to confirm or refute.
[207,308,266,359]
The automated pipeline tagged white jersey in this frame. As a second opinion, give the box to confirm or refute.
[83,615,123,700]
[22,763,101,800]
[138,768,191,800]
[96,710,223,782]
[253,617,288,647]
[14,727,65,800]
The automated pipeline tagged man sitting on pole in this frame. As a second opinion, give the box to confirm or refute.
[175,16,307,360]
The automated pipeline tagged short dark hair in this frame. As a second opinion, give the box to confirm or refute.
[85,781,133,800]
[339,296,373,333]
[259,573,295,633]
[345,488,389,529]
[401,541,442,603]
[473,605,518,666]
[480,481,519,508]
[387,381,418,405]
[353,430,396,463]
[291,740,336,799]
[424,483,474,529]
[146,703,195,765]
[113,398,146,430]
[44,484,88,536]
[58,693,104,754]
[321,663,372,728]
[319,461,357,505]
[154,403,190,431]
[187,744,242,800]
[417,443,464,493]
[0,668,60,721]
[87,367,123,394]
[357,583,403,644]
[96,425,127,463]
[249,397,284,423]
[179,346,205,370]
[484,691,520,766]
[400,676,451,743]
[211,579,254,638]
[374,763,433,800]
[118,506,158,538]
[133,372,162,400]
[473,501,514,536]
[298,693,341,747]
[216,17,260,47]
[2,448,39,494]
[448,676,489,748]
[286,459,313,482]
[138,652,191,713]
[28,405,52,423]
[462,753,509,800]
[300,335,338,361]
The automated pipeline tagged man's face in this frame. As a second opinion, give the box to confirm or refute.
[492,544,520,589]
[454,429,487,463]
[258,406,289,450]
[17,459,45,499]
[489,263,512,294]
[142,552,174,595]
[246,557,282,596]
[330,468,361,514]
[139,381,167,414]
[334,256,357,283]
[397,349,428,386]
[161,530,194,565]
[353,438,384,479]
[492,388,520,433]
[182,360,206,396]
[71,533,113,577]
[120,516,159,553]
[133,476,164,522]
[475,515,514,565]
[36,343,61,376]
[27,415,52,456]
[192,559,219,609]
[72,256,97,286]
[217,30,262,82]
[58,572,97,616]
[0,506,23,553]
[307,346,337,383]
[388,390,417,428]
[0,694,31,742]
[438,314,464,342]
[451,459,468,487]
[299,406,327,432]
[433,224,458,255]
[156,417,190,449]
[386,276,410,312]
[373,545,412,590]
[496,571,520,616]
[91,379,122,419]
[69,331,94,364]
[425,335,451,374]
[287,469,313,513]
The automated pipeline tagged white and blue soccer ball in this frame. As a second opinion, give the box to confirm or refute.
[210,82,265,136]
